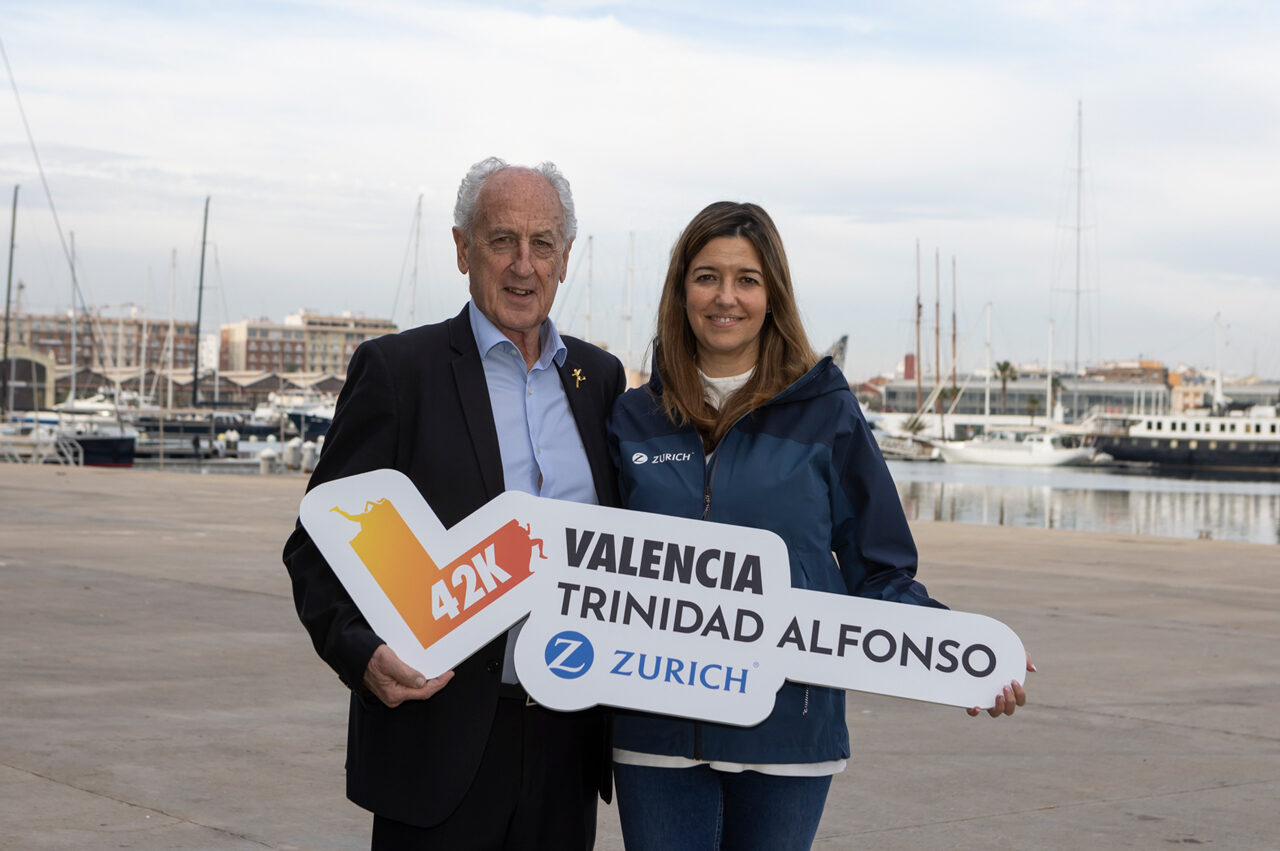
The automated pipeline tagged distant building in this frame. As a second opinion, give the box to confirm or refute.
[7,311,198,372]
[218,311,398,376]
[881,370,1171,421]
[1086,360,1169,385]
[0,345,57,410]
[283,310,398,374]
[856,376,888,411]
[220,319,307,372]
[1171,384,1206,414]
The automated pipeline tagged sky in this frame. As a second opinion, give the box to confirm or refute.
[1,0,1278,381]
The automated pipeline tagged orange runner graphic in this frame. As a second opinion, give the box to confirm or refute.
[331,499,544,649]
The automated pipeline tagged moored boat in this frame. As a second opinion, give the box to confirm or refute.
[3,411,137,467]
[934,429,1095,467]
[1093,406,1280,472]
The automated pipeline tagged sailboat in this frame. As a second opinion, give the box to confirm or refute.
[934,428,1095,466]
[931,104,1099,467]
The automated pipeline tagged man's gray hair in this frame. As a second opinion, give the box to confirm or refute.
[453,156,577,242]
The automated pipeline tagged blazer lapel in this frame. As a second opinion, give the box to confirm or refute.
[557,354,615,505]
[448,305,505,500]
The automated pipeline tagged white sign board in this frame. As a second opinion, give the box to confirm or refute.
[301,469,1025,726]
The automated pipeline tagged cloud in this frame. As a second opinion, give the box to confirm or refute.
[1,0,1278,378]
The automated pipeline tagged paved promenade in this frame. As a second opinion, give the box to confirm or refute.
[1,465,1276,849]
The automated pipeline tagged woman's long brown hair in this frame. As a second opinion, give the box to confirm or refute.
[654,201,818,450]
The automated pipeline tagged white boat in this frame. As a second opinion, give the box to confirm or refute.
[3,411,138,466]
[934,429,1095,466]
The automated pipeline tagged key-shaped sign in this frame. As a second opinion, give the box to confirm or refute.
[302,469,1026,726]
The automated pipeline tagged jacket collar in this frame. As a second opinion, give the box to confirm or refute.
[645,348,840,407]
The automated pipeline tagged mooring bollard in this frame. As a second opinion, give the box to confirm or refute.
[301,440,318,473]
[259,447,279,475]
[282,437,303,470]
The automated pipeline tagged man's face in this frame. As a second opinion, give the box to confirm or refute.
[453,168,571,354]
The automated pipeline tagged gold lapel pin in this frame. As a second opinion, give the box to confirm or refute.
[571,368,586,388]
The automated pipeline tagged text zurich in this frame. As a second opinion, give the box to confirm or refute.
[609,650,749,693]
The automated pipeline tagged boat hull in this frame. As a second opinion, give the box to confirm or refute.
[74,435,137,467]
[1094,435,1280,472]
[935,442,1095,466]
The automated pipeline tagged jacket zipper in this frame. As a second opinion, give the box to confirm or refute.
[692,428,741,759]
[672,366,826,760]
[694,447,714,759]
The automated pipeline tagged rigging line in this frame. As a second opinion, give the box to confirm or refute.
[388,198,419,324]
[213,243,231,327]
[551,245,587,330]
[2,35,120,381]
[0,36,87,314]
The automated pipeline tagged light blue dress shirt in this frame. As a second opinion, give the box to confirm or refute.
[467,301,597,683]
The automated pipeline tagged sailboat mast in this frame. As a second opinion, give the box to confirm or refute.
[1213,313,1224,410]
[167,249,175,409]
[585,235,593,343]
[950,255,957,391]
[984,303,991,421]
[409,193,422,328]
[69,231,77,402]
[139,273,150,396]
[2,184,16,415]
[625,231,634,381]
[191,196,209,406]
[934,249,940,415]
[915,240,922,412]
[114,309,124,402]
[1047,320,1054,419]
[1074,100,1083,377]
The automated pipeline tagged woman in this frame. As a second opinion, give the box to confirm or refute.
[606,202,1030,850]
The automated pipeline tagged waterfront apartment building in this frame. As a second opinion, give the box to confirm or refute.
[7,308,396,396]
[219,320,307,372]
[218,311,397,376]
[5,311,199,372]
[282,310,398,374]
[880,369,1172,422]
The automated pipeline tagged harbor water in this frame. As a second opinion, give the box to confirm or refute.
[118,454,1280,545]
[889,461,1280,545]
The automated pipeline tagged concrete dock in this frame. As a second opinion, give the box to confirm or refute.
[1,465,1276,849]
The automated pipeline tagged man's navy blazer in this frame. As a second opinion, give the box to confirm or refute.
[283,303,625,826]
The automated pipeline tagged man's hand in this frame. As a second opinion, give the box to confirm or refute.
[363,644,454,708]
[966,652,1035,718]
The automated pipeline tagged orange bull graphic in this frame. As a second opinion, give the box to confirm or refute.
[331,499,544,650]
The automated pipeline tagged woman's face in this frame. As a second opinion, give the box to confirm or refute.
[683,236,769,378]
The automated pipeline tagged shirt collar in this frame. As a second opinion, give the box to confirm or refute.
[467,299,567,370]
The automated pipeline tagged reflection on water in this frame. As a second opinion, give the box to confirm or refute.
[888,462,1280,545]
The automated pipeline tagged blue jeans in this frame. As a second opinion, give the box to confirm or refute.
[613,762,832,851]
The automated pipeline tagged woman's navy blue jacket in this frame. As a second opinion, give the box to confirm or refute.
[606,356,944,764]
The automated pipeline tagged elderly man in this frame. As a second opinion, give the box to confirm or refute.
[283,157,625,849]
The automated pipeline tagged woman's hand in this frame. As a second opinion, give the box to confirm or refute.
[967,652,1035,718]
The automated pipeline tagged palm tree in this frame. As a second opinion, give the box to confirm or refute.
[1049,375,1066,419]
[902,414,927,435]
[995,361,1018,414]
[938,385,960,438]
[1027,396,1041,426]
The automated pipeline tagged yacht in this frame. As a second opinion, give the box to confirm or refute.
[1093,406,1280,472]
[934,429,1095,467]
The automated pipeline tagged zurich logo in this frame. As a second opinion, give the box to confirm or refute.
[631,452,648,465]
[545,631,594,679]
